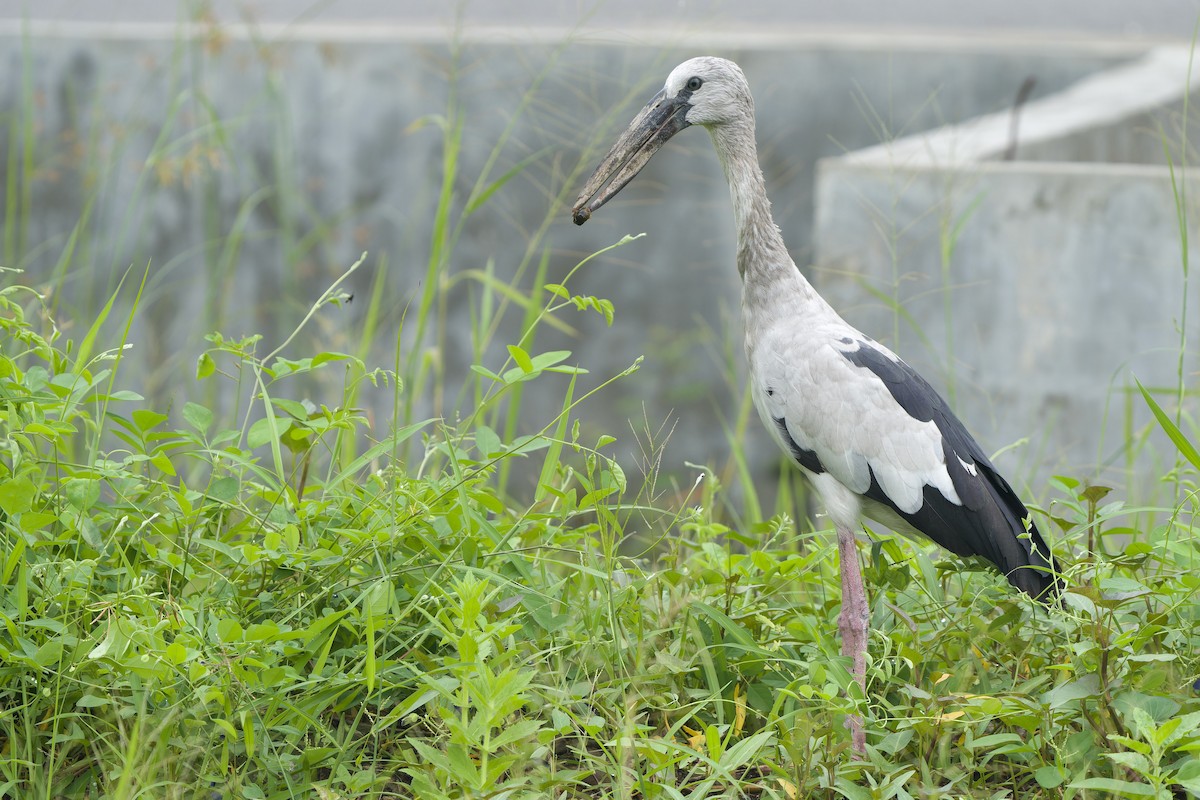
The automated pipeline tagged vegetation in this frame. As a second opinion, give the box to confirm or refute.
[2,13,1199,800]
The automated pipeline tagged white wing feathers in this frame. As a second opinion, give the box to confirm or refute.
[752,328,961,517]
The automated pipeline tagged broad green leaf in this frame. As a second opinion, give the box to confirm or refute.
[1113,690,1180,724]
[0,477,36,516]
[1176,757,1200,791]
[248,416,291,449]
[1033,765,1064,789]
[182,401,213,433]
[64,478,100,511]
[216,618,244,643]
[76,694,113,709]
[32,640,63,668]
[1105,751,1150,774]
[165,641,187,665]
[490,719,542,750]
[1042,674,1101,709]
[196,352,216,380]
[507,344,534,373]
[476,425,502,458]
[150,452,175,476]
[208,477,239,503]
[132,409,168,432]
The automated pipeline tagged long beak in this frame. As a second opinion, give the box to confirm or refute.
[572,89,692,225]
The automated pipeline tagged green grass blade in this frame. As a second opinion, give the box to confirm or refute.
[1136,378,1200,472]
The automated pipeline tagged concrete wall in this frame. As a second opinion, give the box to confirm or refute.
[816,47,1200,496]
[1,21,1155,510]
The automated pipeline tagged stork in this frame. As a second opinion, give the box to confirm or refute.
[572,57,1060,754]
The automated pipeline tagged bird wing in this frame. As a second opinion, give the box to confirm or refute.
[754,328,1058,598]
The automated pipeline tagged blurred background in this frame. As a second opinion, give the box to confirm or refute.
[3,0,1200,520]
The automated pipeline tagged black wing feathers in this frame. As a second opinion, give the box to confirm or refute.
[773,416,825,475]
[843,342,1061,600]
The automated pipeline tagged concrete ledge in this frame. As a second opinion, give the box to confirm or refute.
[842,46,1200,166]
[0,18,1172,56]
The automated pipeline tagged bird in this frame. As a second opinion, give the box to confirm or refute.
[572,56,1061,754]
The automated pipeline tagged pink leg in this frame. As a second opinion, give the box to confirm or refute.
[836,525,868,756]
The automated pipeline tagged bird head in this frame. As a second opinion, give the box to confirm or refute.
[572,56,752,225]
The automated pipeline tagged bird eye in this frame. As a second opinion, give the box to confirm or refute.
[686,76,703,91]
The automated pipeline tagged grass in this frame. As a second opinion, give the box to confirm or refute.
[2,12,1200,800]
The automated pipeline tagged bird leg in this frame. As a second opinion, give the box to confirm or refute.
[836,525,868,756]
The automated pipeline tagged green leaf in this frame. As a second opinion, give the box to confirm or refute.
[507,344,534,373]
[1098,575,1151,601]
[208,477,239,503]
[242,711,256,759]
[1105,751,1151,774]
[298,747,335,769]
[1136,378,1200,471]
[2,536,25,584]
[64,478,101,511]
[0,477,36,516]
[182,402,213,433]
[1068,777,1156,796]
[1033,765,1064,789]
[1176,757,1200,790]
[196,352,216,380]
[73,277,122,371]
[165,641,187,665]
[132,409,168,432]
[470,364,502,383]
[272,397,311,420]
[396,687,440,718]
[690,601,766,653]
[490,719,542,750]
[248,417,290,449]
[832,778,872,800]
[476,425,502,458]
[150,452,176,476]
[216,619,244,643]
[1042,674,1101,709]
[32,640,63,668]
[718,729,774,770]
[446,743,480,787]
[311,351,354,367]
[1112,690,1180,724]
[968,733,1024,750]
[529,350,572,370]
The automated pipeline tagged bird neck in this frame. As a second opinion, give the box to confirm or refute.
[706,122,818,305]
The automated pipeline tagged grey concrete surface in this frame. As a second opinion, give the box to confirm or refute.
[816,47,1200,495]
[1,11,1193,512]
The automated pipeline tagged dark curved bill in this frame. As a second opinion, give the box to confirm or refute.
[572,89,692,225]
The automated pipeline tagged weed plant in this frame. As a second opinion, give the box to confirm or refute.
[1,15,1200,800]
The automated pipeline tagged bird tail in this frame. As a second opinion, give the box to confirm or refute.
[981,464,1063,602]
